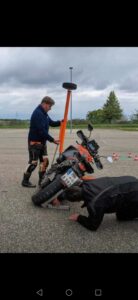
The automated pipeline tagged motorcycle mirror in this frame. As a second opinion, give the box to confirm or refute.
[107,156,113,163]
[88,123,93,132]
[76,130,84,141]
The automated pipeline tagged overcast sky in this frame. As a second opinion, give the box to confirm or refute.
[0,47,138,120]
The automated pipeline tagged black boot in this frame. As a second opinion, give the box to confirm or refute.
[22,173,36,188]
[38,171,45,186]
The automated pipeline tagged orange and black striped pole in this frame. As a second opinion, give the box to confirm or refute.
[59,82,77,154]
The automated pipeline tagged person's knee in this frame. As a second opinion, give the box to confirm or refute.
[26,161,38,173]
[43,156,49,167]
[40,157,49,172]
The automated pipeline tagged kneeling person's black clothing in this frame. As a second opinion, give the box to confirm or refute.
[61,176,138,231]
[78,176,138,230]
[116,190,138,221]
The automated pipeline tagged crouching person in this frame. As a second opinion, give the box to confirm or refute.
[68,176,138,231]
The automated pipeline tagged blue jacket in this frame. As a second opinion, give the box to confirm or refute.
[28,105,60,144]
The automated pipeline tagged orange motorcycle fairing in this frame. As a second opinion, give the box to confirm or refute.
[81,175,95,180]
[76,144,94,163]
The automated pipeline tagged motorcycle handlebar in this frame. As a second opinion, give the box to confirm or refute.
[76,130,89,144]
[93,155,103,169]
[77,128,103,170]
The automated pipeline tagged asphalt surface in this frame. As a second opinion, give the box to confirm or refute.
[0,128,138,253]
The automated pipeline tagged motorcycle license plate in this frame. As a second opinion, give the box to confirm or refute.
[61,168,79,187]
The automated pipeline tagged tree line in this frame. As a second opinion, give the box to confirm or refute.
[0,91,137,126]
[86,91,138,124]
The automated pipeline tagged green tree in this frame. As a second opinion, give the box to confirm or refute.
[130,110,138,123]
[86,109,104,124]
[102,91,123,123]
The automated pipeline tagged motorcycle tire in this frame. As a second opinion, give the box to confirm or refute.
[32,176,63,206]
[40,177,50,189]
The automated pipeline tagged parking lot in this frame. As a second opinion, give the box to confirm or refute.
[0,128,138,252]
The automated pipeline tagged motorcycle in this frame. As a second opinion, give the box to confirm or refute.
[32,124,111,207]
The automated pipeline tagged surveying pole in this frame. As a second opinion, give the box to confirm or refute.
[69,67,73,133]
[59,82,77,154]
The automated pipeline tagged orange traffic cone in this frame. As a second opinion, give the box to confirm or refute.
[112,152,119,160]
[112,153,117,159]
[114,155,119,160]
[128,152,132,158]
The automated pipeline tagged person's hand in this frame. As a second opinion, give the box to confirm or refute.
[53,139,60,145]
[69,213,79,221]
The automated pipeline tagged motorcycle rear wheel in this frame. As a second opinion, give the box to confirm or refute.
[32,176,63,206]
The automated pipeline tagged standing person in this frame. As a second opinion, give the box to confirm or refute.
[22,96,61,187]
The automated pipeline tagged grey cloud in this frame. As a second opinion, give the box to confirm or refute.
[0,47,138,91]
[0,47,138,119]
[118,74,138,92]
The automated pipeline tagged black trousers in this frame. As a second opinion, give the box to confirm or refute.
[28,143,48,164]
